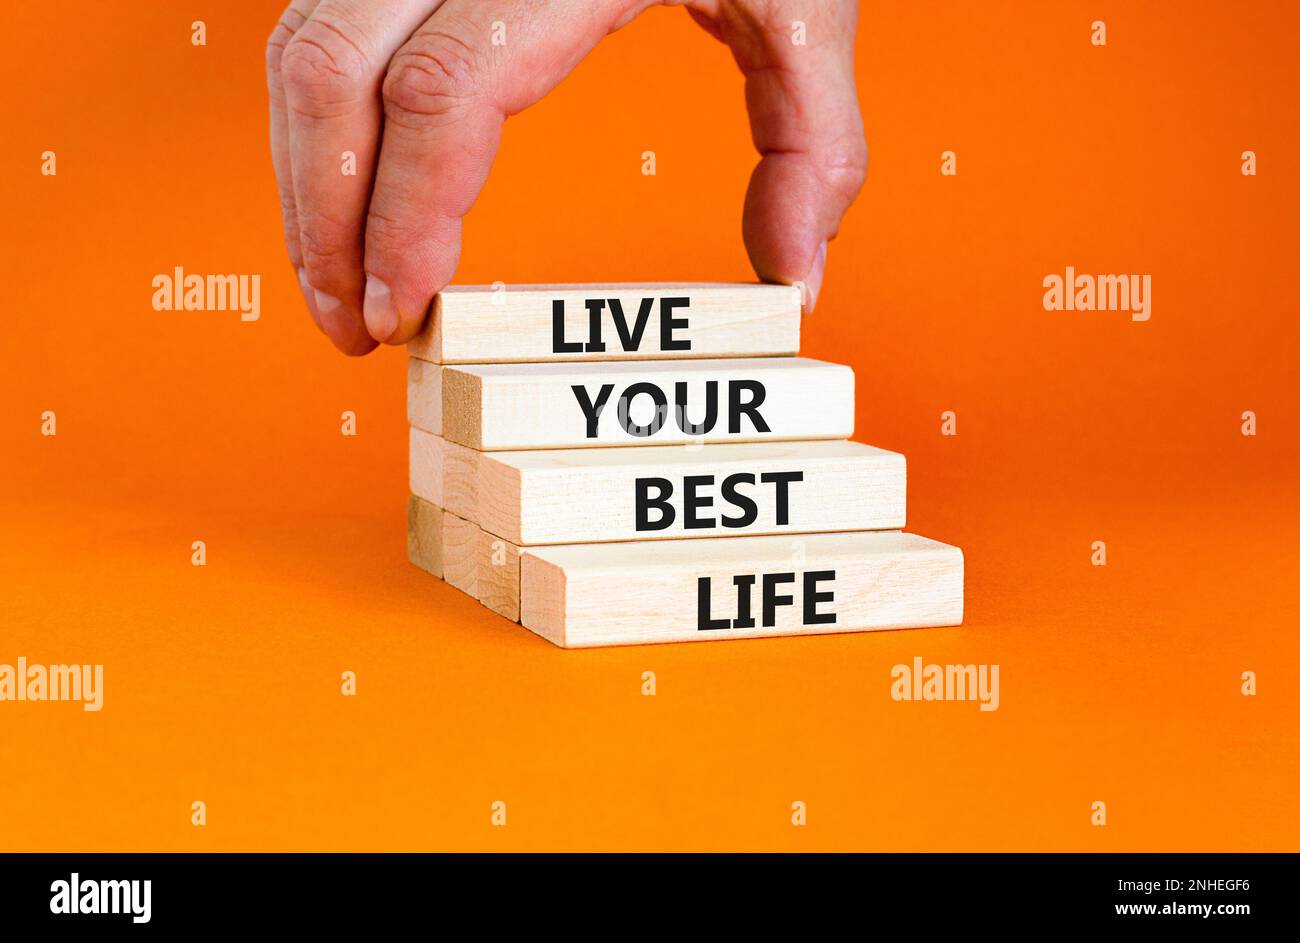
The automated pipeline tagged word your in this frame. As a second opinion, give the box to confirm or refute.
[50,873,151,924]
[891,657,999,711]
[1043,267,1150,321]
[572,380,769,438]
[0,657,103,712]
[151,266,260,321]
[635,472,804,531]
[698,570,836,631]
[553,296,690,353]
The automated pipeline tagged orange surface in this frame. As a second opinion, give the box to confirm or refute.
[2,1,1297,851]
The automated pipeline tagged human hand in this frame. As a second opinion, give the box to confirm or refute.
[267,0,866,355]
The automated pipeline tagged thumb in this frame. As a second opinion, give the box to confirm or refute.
[711,3,867,312]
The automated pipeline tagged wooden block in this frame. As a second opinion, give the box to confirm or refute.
[409,430,905,545]
[409,426,447,508]
[520,531,963,648]
[407,283,801,364]
[409,428,482,520]
[441,509,479,597]
[407,357,442,435]
[476,528,521,622]
[417,357,854,450]
[411,497,960,649]
[406,495,444,578]
[407,495,522,618]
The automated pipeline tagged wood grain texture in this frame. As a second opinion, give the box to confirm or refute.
[441,509,479,597]
[407,283,801,364]
[408,430,905,545]
[406,495,444,578]
[406,357,442,436]
[476,528,521,622]
[520,531,963,648]
[408,427,447,509]
[409,428,483,521]
[407,495,523,619]
[411,497,964,650]
[416,357,854,450]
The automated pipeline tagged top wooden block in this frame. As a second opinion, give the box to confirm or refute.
[407,283,801,364]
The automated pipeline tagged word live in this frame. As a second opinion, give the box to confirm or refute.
[552,296,691,353]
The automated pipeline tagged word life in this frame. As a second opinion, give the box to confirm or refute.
[698,570,837,631]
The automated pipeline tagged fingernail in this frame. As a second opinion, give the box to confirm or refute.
[313,288,343,316]
[363,275,399,342]
[308,284,354,349]
[803,240,828,313]
[297,268,324,333]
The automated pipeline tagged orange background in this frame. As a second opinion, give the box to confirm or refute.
[2,1,1297,851]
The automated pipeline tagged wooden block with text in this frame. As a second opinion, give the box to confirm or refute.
[410,498,963,649]
[409,357,854,451]
[409,429,905,545]
[408,283,800,364]
[520,531,963,648]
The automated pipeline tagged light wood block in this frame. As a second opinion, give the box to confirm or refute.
[409,429,905,545]
[476,529,521,622]
[409,425,446,508]
[408,428,479,521]
[408,283,801,364]
[407,357,442,435]
[415,357,854,450]
[406,495,444,578]
[441,508,479,597]
[407,495,522,619]
[410,497,962,650]
[520,531,963,648]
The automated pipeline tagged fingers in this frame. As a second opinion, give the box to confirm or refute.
[363,0,646,345]
[278,0,447,355]
[701,1,867,312]
[266,0,323,331]
[271,0,861,358]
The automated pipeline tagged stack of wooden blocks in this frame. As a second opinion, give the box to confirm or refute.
[407,284,964,648]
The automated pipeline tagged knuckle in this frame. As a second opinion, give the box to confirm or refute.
[265,8,306,77]
[280,24,370,117]
[363,208,413,255]
[297,221,354,275]
[277,186,298,221]
[382,31,481,125]
[365,209,457,264]
[278,195,303,260]
[819,133,868,200]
